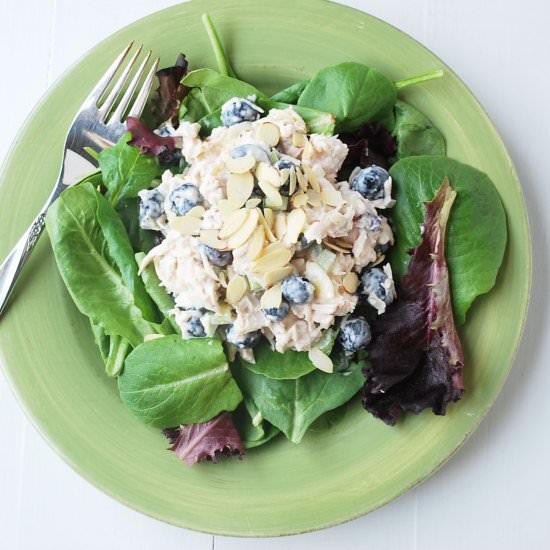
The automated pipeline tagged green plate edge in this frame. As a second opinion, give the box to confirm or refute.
[0,0,532,537]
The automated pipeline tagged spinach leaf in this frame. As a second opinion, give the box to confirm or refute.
[90,320,110,363]
[105,335,131,377]
[392,100,446,159]
[389,156,507,324]
[232,404,280,449]
[46,183,159,347]
[232,360,364,443]
[116,197,161,254]
[98,133,160,206]
[135,252,180,335]
[297,62,397,133]
[270,80,310,103]
[118,335,242,427]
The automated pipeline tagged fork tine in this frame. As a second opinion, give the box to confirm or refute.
[83,42,134,106]
[98,45,143,121]
[108,50,152,124]
[127,57,160,119]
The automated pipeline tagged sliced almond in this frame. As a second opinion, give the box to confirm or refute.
[263,208,275,228]
[169,215,201,236]
[306,261,335,299]
[255,122,280,147]
[251,248,293,274]
[227,172,254,208]
[218,199,239,216]
[245,197,262,209]
[219,208,249,239]
[263,265,294,286]
[307,189,322,207]
[279,168,290,188]
[274,212,287,240]
[302,164,320,192]
[262,241,288,256]
[284,208,306,245]
[258,180,283,208]
[324,241,350,254]
[260,283,282,309]
[291,192,308,208]
[226,275,248,304]
[321,188,344,207]
[302,138,314,160]
[296,166,308,191]
[199,229,228,250]
[332,238,353,249]
[227,208,259,249]
[342,272,360,293]
[292,132,306,147]
[247,226,266,260]
[308,348,333,373]
[225,154,256,174]
[256,162,281,187]
[289,166,297,195]
[257,208,277,242]
[187,205,205,219]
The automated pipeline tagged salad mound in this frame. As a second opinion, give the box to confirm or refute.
[45,14,507,465]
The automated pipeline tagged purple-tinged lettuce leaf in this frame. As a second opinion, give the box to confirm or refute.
[362,178,464,425]
[127,117,175,156]
[163,412,244,465]
[151,53,189,125]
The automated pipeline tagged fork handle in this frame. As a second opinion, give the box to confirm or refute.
[0,204,50,316]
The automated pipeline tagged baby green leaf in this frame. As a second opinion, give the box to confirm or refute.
[270,80,310,103]
[118,336,242,428]
[389,156,507,324]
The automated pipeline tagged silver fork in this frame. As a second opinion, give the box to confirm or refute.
[0,43,159,316]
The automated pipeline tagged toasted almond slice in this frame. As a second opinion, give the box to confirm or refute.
[302,138,314,160]
[199,229,228,250]
[307,189,322,207]
[306,261,335,299]
[226,275,248,304]
[260,283,282,309]
[256,162,281,187]
[218,199,239,216]
[187,205,205,219]
[284,208,306,245]
[227,208,259,249]
[245,198,262,209]
[302,164,320,192]
[279,168,290,188]
[308,348,333,373]
[257,208,277,242]
[219,208,249,239]
[291,192,308,208]
[255,122,281,146]
[292,132,306,147]
[169,215,201,236]
[262,241,288,256]
[263,265,294,286]
[296,166,308,191]
[274,212,287,240]
[342,272,360,293]
[247,226,266,260]
[226,154,256,174]
[332,238,353,249]
[227,172,254,208]
[258,180,283,208]
[289,166,297,195]
[321,188,344,207]
[251,248,293,274]
[324,241,350,254]
[263,208,275,228]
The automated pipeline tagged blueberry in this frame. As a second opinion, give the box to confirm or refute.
[221,97,263,127]
[201,244,233,267]
[139,189,164,223]
[337,316,372,354]
[186,316,206,337]
[296,235,313,252]
[281,275,314,305]
[263,300,290,321]
[350,165,390,201]
[168,183,203,216]
[275,158,296,196]
[158,148,183,166]
[375,241,391,256]
[225,325,262,349]
[362,213,383,232]
[230,144,271,164]
[361,267,394,306]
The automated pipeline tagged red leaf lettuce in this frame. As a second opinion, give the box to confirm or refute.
[163,412,245,465]
[362,178,465,425]
[152,53,189,125]
[127,117,175,156]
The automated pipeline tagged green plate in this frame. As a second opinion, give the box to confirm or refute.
[0,0,531,537]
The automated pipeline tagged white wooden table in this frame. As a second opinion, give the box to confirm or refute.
[1,1,548,547]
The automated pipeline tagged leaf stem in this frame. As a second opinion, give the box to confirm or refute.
[201,13,237,78]
[394,69,444,90]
